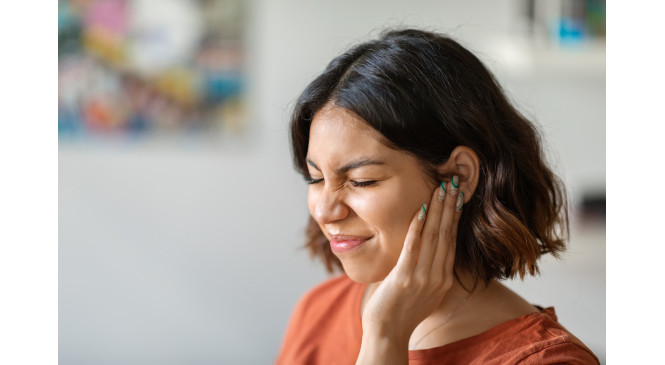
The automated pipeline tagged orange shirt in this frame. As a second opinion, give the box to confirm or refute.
[276,275,599,364]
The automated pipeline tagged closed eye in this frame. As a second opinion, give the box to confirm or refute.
[350,180,377,188]
[306,177,324,185]
[306,178,377,188]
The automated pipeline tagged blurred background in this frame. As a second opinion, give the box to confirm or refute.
[59,0,605,364]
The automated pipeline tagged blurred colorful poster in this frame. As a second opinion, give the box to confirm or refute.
[58,0,247,140]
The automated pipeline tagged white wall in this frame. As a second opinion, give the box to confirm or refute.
[59,1,605,363]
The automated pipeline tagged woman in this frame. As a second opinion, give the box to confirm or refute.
[276,29,599,364]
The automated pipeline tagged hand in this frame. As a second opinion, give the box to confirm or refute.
[360,177,464,345]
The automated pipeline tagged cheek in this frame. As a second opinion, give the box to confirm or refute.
[349,184,426,240]
[307,189,317,216]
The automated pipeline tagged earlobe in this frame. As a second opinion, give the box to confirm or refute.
[437,146,480,203]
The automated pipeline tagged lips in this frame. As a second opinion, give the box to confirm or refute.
[329,234,373,254]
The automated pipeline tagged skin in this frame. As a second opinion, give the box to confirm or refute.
[306,105,435,283]
[307,104,538,363]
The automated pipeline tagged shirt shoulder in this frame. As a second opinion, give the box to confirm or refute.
[275,274,364,365]
[281,274,358,336]
[517,340,600,364]
[296,274,358,310]
[409,308,600,365]
[481,308,600,365]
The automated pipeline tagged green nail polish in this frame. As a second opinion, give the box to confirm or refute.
[418,204,427,221]
[456,192,464,211]
[452,175,459,189]
[440,181,446,192]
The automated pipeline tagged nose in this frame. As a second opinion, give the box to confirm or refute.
[311,187,350,224]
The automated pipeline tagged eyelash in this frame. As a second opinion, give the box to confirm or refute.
[351,180,377,187]
[306,178,323,185]
[306,178,377,188]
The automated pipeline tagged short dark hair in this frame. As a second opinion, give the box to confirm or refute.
[290,29,568,282]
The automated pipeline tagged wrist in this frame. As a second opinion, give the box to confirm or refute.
[361,324,410,346]
[357,330,409,365]
[362,330,410,349]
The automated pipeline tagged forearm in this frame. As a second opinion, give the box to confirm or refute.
[356,330,409,365]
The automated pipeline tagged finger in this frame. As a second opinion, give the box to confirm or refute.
[394,203,427,276]
[444,188,464,274]
[414,183,446,277]
[433,176,460,276]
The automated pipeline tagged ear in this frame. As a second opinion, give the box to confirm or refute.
[437,146,480,204]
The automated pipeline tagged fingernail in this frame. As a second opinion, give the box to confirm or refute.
[451,175,459,190]
[456,192,464,211]
[438,182,446,202]
[418,204,427,221]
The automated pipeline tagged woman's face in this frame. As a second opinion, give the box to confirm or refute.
[306,105,435,283]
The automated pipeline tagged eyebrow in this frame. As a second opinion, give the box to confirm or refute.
[306,158,386,175]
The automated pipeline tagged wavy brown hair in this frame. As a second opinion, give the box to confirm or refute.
[290,29,568,283]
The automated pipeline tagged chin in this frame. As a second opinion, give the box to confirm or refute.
[340,260,391,284]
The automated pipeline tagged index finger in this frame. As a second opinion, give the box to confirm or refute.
[393,203,427,276]
[432,177,463,276]
[414,183,447,276]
